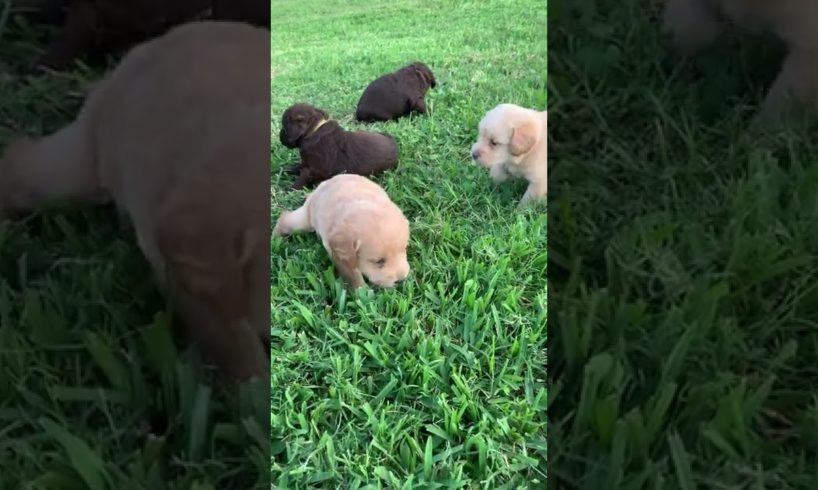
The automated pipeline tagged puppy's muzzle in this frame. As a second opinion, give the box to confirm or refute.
[279,128,297,148]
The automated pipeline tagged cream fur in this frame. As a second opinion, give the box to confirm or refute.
[470,104,547,206]
[274,174,411,290]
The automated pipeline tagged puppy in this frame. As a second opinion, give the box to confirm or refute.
[279,103,399,190]
[274,174,411,290]
[663,0,818,122]
[30,0,269,72]
[355,62,437,122]
[211,0,269,28]
[0,21,271,381]
[471,104,547,206]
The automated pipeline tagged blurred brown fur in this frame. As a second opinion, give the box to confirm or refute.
[0,21,271,381]
[20,0,269,71]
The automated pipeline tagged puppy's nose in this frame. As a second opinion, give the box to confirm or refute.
[471,150,480,160]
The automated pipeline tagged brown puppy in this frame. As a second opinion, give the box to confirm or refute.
[663,0,818,122]
[274,174,411,290]
[30,0,269,72]
[355,62,437,122]
[471,104,548,207]
[279,103,399,190]
[0,21,270,381]
[211,0,269,28]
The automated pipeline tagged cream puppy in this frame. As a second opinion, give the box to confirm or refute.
[470,104,547,206]
[663,0,818,122]
[0,21,270,381]
[274,174,411,290]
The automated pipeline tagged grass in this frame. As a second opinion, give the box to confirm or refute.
[549,0,818,487]
[271,0,546,487]
[0,8,268,489]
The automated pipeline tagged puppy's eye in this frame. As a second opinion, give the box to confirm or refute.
[489,139,498,147]
[372,258,387,268]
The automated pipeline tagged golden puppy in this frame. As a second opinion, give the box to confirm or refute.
[0,21,270,381]
[471,104,547,206]
[663,0,818,122]
[274,174,411,290]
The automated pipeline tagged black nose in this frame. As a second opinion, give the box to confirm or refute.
[471,150,479,160]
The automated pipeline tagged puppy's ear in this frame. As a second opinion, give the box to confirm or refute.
[510,121,537,156]
[425,67,437,88]
[414,66,436,88]
[328,226,365,289]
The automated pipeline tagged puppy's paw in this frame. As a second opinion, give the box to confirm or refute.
[273,212,291,236]
[518,194,546,209]
[284,162,302,175]
[519,183,547,208]
[489,164,509,185]
[345,274,366,291]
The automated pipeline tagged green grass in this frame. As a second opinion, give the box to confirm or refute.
[0,10,267,489]
[271,0,546,487]
[549,0,818,487]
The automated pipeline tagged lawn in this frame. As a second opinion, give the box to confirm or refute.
[270,0,547,487]
[549,0,818,487]
[0,8,268,489]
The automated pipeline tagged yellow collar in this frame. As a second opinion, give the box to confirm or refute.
[307,119,329,136]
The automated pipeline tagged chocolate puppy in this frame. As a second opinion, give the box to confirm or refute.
[355,62,437,122]
[212,0,269,28]
[31,0,269,72]
[34,0,209,71]
[279,103,399,190]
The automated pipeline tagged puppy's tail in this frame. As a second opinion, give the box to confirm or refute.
[0,121,104,216]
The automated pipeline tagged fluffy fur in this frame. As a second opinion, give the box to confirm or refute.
[274,174,411,290]
[279,103,400,190]
[28,0,269,71]
[355,62,437,122]
[0,21,271,381]
[471,104,548,206]
[663,0,818,122]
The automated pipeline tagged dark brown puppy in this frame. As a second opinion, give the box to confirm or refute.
[31,0,269,72]
[212,0,269,28]
[355,62,437,122]
[279,103,399,190]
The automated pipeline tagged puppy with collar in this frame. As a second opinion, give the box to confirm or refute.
[471,104,547,207]
[663,0,818,122]
[0,21,270,381]
[279,103,399,190]
[274,174,411,290]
